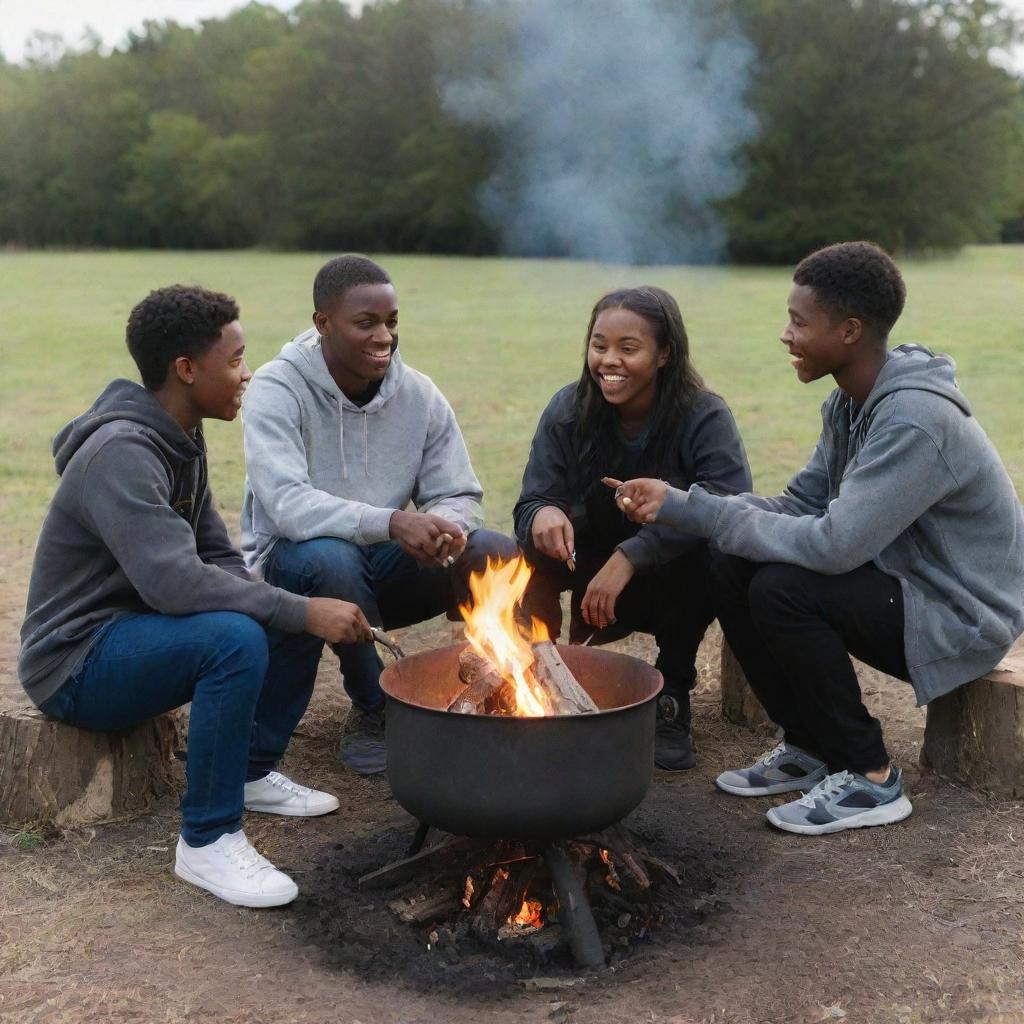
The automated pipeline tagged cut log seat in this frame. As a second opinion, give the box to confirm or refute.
[0,672,182,827]
[920,636,1024,798]
[719,640,772,730]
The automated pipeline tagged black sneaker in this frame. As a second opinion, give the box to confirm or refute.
[339,706,387,775]
[654,694,695,771]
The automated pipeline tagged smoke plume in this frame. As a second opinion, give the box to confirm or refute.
[440,0,758,264]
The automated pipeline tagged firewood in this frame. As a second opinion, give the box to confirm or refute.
[531,641,599,714]
[458,648,497,686]
[387,890,464,925]
[471,866,518,936]
[357,836,486,889]
[449,648,505,713]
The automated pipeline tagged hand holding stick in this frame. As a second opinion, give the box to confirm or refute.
[602,477,670,524]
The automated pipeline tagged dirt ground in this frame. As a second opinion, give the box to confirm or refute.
[2,556,1023,1024]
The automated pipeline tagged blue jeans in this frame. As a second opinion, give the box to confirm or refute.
[265,529,518,712]
[38,611,317,847]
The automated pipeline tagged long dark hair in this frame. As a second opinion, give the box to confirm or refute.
[574,286,706,491]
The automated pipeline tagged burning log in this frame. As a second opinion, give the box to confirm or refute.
[448,648,505,714]
[471,866,519,937]
[531,641,599,714]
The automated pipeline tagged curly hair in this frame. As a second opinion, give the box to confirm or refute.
[575,286,707,494]
[313,254,391,313]
[793,241,906,341]
[126,285,240,390]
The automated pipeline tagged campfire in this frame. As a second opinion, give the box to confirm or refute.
[375,555,671,968]
[449,555,599,717]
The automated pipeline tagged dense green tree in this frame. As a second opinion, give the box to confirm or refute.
[0,0,1018,259]
[725,0,1022,262]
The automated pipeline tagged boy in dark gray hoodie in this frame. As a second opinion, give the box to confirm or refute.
[608,241,1024,836]
[241,255,516,775]
[20,285,373,906]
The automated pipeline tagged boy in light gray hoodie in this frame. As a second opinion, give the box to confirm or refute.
[609,241,1024,836]
[241,255,516,774]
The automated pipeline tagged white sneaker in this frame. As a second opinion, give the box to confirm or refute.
[243,771,340,817]
[174,831,299,908]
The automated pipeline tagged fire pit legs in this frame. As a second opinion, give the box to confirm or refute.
[407,820,431,857]
[543,841,605,969]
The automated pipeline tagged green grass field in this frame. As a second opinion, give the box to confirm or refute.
[2,246,1021,556]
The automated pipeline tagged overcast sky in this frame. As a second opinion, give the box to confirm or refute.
[1,0,1022,68]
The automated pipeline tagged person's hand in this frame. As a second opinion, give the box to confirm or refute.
[530,505,575,566]
[602,476,670,524]
[305,597,373,644]
[390,510,465,566]
[580,549,634,630]
[435,528,468,567]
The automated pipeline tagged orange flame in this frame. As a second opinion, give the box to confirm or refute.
[458,555,554,717]
[510,898,544,929]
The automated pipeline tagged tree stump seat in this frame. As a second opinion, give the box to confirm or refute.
[719,639,773,731]
[919,636,1024,798]
[0,671,182,827]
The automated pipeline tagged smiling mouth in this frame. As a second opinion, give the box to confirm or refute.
[600,373,627,384]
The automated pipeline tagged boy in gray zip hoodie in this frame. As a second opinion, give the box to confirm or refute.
[20,285,372,907]
[241,255,516,774]
[609,241,1024,836]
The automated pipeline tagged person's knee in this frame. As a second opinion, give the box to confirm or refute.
[198,612,269,686]
[270,536,370,599]
[464,528,519,565]
[747,563,812,622]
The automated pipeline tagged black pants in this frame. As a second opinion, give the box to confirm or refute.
[709,552,909,774]
[521,541,716,729]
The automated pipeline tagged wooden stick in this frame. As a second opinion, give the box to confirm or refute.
[531,641,599,714]
[357,836,485,889]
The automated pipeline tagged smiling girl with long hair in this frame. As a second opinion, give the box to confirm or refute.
[514,285,751,770]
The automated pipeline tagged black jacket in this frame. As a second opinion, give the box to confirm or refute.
[513,383,752,569]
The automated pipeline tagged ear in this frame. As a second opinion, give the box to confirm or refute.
[312,309,328,335]
[174,355,196,386]
[841,317,864,346]
[656,347,670,369]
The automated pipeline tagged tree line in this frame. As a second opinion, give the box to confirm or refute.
[0,0,1021,263]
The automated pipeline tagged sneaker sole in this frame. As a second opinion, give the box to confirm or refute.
[766,795,914,835]
[715,769,827,797]
[174,862,299,908]
[243,798,340,817]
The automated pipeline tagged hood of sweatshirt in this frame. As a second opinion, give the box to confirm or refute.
[53,378,201,476]
[860,343,971,420]
[274,328,405,413]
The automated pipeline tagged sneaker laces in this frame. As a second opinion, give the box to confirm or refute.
[219,833,273,880]
[797,770,853,808]
[262,771,310,797]
[758,742,788,769]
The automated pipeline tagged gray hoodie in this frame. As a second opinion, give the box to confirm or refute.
[658,345,1024,705]
[19,380,309,707]
[240,330,484,570]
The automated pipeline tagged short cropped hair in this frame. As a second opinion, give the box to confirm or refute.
[794,241,906,339]
[313,254,391,313]
[126,285,239,390]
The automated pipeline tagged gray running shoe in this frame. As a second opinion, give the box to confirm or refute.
[339,707,387,775]
[766,768,913,835]
[716,741,827,796]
